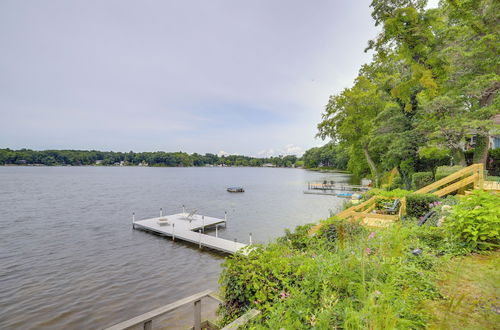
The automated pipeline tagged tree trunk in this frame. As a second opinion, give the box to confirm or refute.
[452,148,467,166]
[473,134,490,165]
[474,80,499,165]
[363,144,379,187]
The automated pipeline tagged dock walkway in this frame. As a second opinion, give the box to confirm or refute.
[133,212,247,254]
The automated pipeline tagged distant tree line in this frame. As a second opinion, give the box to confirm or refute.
[0,148,298,168]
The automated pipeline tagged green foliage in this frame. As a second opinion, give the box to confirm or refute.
[0,148,299,168]
[301,142,349,170]
[446,191,500,251]
[435,165,464,181]
[488,148,500,176]
[412,171,434,189]
[366,188,412,198]
[406,193,440,218]
[317,0,499,187]
[219,221,448,328]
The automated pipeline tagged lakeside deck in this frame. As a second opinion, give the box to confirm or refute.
[133,212,248,254]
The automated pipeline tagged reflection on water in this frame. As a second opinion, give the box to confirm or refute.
[0,166,350,329]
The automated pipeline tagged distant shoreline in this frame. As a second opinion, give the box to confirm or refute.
[0,148,299,168]
[0,164,302,169]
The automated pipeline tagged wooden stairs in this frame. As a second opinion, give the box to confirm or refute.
[309,163,497,235]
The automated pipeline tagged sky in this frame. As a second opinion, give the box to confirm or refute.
[1,0,396,157]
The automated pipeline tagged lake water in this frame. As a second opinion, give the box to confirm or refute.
[0,166,350,329]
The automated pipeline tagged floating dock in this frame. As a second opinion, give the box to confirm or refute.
[307,182,369,191]
[132,211,248,254]
[303,190,354,197]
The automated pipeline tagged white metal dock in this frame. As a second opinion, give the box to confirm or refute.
[132,211,248,254]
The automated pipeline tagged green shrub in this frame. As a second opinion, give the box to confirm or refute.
[412,171,434,190]
[435,165,464,181]
[488,149,500,176]
[366,188,412,198]
[406,193,440,218]
[446,190,500,251]
[219,223,444,328]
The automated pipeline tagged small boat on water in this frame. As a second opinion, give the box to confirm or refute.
[227,187,245,193]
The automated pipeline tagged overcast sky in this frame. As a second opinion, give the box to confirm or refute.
[1,0,387,156]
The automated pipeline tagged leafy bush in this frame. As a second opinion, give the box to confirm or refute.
[219,221,446,328]
[406,193,440,218]
[419,196,460,227]
[435,165,464,181]
[446,190,500,251]
[488,149,500,176]
[412,171,434,190]
[366,188,412,198]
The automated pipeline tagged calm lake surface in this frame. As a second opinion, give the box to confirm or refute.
[0,166,350,329]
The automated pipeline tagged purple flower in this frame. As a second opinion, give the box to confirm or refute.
[279,291,290,299]
[365,247,372,255]
[368,232,376,240]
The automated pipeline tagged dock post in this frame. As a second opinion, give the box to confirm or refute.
[215,225,218,238]
[249,233,252,245]
[224,211,227,228]
[202,215,205,233]
[183,204,186,214]
[132,212,135,229]
[194,299,201,330]
[172,223,175,241]
[198,230,202,249]
[160,208,163,217]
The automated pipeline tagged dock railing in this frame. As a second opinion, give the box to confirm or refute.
[105,290,260,330]
[105,290,220,330]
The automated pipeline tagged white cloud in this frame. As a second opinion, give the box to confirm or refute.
[257,149,275,158]
[0,0,378,153]
[217,150,232,157]
[256,144,304,158]
[283,144,304,156]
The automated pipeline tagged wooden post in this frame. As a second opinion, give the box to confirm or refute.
[172,223,175,241]
[199,230,202,249]
[160,208,163,217]
[215,225,218,238]
[202,215,205,233]
[183,205,186,214]
[144,320,152,330]
[478,163,484,190]
[132,212,135,228]
[194,299,201,330]
[224,211,227,227]
[249,233,252,245]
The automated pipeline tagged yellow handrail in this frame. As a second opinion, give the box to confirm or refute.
[415,164,483,195]
[308,163,485,235]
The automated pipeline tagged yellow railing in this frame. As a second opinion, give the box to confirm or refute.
[308,163,489,235]
[415,163,484,196]
[309,196,405,235]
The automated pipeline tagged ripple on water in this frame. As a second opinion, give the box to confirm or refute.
[0,166,349,328]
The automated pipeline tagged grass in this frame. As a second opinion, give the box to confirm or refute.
[218,191,500,328]
[426,251,500,329]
